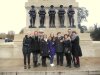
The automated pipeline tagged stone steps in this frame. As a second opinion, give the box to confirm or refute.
[0,71,100,75]
[0,57,100,75]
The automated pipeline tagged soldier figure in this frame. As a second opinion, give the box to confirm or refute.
[38,5,46,28]
[67,5,75,27]
[58,5,66,28]
[48,5,56,28]
[29,5,36,28]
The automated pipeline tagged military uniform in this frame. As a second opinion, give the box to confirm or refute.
[29,6,36,28]
[58,5,66,27]
[67,5,75,27]
[48,5,56,27]
[38,6,46,28]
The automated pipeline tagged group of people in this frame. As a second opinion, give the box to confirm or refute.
[22,29,82,69]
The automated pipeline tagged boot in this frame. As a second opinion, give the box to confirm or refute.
[34,61,38,67]
[24,65,27,69]
[76,63,80,68]
[28,65,31,69]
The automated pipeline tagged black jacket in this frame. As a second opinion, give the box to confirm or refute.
[71,36,82,57]
[55,37,64,53]
[30,36,40,53]
[22,35,31,54]
[63,40,72,54]
[40,39,49,56]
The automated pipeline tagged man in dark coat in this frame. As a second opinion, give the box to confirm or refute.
[48,5,56,28]
[55,32,64,66]
[30,31,40,67]
[71,31,82,68]
[38,5,46,28]
[67,5,75,27]
[29,5,36,28]
[22,35,31,69]
[58,5,66,27]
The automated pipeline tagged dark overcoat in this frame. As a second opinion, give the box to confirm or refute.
[40,39,49,56]
[71,36,82,57]
[30,36,40,53]
[22,36,31,54]
[55,37,64,53]
[63,40,72,54]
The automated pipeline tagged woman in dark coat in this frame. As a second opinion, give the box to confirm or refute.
[48,36,56,67]
[40,34,49,67]
[71,31,82,68]
[63,34,72,68]
[22,35,31,69]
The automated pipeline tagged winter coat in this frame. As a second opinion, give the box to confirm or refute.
[48,40,56,56]
[71,36,82,57]
[40,39,49,56]
[55,36,64,53]
[22,36,31,54]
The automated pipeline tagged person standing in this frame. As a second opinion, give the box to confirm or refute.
[22,34,31,69]
[67,5,75,27]
[63,34,72,68]
[48,5,56,28]
[55,32,64,66]
[58,5,66,27]
[30,31,40,67]
[29,5,36,28]
[71,31,82,68]
[48,36,56,67]
[38,5,46,28]
[40,34,49,67]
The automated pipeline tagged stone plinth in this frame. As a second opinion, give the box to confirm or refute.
[23,27,80,35]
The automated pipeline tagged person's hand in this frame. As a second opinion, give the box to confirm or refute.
[60,40,63,42]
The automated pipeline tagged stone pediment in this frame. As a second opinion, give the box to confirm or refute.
[25,0,78,8]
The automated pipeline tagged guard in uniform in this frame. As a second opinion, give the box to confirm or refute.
[29,5,36,28]
[38,5,46,28]
[58,5,66,27]
[48,5,56,28]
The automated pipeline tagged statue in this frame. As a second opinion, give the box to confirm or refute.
[58,5,66,28]
[67,5,75,28]
[77,7,88,28]
[48,5,56,28]
[38,5,46,28]
[29,5,36,28]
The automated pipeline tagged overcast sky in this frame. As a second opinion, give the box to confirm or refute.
[0,0,100,34]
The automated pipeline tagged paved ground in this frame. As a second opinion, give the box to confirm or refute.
[0,57,100,72]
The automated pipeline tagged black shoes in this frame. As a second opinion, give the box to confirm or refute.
[28,65,31,69]
[66,64,71,68]
[24,65,27,69]
[42,64,47,67]
[24,65,31,69]
[74,64,80,68]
